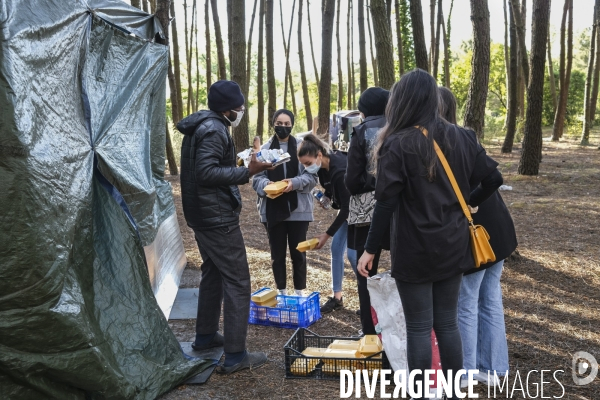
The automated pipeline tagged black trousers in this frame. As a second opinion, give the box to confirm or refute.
[395,273,464,400]
[194,225,251,353]
[354,248,381,335]
[264,221,309,290]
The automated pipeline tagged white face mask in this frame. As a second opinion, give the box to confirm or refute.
[305,161,321,174]
[229,109,244,128]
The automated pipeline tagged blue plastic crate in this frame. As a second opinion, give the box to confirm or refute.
[249,288,321,329]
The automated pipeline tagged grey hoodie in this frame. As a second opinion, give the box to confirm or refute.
[252,137,318,223]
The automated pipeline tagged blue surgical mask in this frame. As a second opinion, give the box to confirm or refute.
[305,162,320,174]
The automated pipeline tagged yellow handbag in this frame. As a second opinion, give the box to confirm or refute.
[419,127,496,268]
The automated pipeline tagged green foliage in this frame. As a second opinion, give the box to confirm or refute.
[399,0,415,71]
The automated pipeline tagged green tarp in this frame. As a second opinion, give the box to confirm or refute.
[0,1,210,398]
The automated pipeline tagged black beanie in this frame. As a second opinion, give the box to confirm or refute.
[358,87,390,118]
[272,109,295,126]
[208,80,245,112]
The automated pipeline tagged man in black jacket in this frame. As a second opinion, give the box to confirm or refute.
[177,80,272,374]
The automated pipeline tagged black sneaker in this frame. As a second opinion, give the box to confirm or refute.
[216,351,268,375]
[191,332,224,351]
[320,296,343,313]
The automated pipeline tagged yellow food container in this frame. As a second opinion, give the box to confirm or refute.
[265,192,284,200]
[296,238,319,252]
[264,181,288,195]
[251,288,277,304]
[327,339,361,351]
[290,347,326,376]
[358,335,383,356]
[258,298,278,308]
[322,348,362,361]
[322,349,364,375]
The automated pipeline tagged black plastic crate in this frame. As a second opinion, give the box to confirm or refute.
[284,328,390,380]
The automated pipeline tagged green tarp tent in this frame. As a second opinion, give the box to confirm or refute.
[0,1,210,398]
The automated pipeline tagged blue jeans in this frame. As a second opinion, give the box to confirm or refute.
[330,221,357,293]
[458,260,509,376]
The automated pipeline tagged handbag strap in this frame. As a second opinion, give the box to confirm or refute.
[417,126,474,225]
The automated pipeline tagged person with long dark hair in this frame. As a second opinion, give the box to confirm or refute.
[345,87,390,335]
[296,134,357,313]
[252,109,318,296]
[357,69,503,398]
[439,86,517,387]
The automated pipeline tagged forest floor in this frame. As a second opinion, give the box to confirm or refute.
[159,137,599,400]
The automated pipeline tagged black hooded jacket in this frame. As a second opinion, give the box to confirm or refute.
[177,110,249,230]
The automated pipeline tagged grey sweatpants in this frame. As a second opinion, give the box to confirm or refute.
[193,224,251,353]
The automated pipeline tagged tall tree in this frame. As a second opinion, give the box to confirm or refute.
[370,0,396,89]
[583,2,600,144]
[142,0,149,13]
[227,0,233,77]
[358,0,369,92]
[307,0,321,86]
[429,0,436,69]
[247,0,260,99]
[155,0,178,175]
[336,0,344,110]
[462,0,490,139]
[298,0,313,129]
[441,13,450,87]
[280,0,297,112]
[395,0,405,76]
[183,0,190,114]
[547,22,558,114]
[518,0,526,119]
[131,0,141,8]
[266,0,277,129]
[432,0,444,80]
[185,0,196,114]
[409,0,429,71]
[366,0,379,85]
[257,0,266,140]
[317,0,337,139]
[210,0,227,79]
[350,1,357,108]
[205,0,212,95]
[231,0,249,150]
[193,2,200,111]
[581,2,598,145]
[510,0,529,87]
[518,0,551,175]
[502,0,519,153]
[347,0,353,109]
[170,2,184,121]
[551,0,573,141]
[398,0,415,71]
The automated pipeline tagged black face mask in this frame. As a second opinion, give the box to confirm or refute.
[274,126,292,139]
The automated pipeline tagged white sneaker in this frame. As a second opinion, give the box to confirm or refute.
[294,289,305,297]
[277,289,286,296]
[475,371,504,387]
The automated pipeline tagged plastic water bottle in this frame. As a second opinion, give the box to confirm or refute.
[312,188,331,210]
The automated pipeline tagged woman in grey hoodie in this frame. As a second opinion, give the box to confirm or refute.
[252,109,318,296]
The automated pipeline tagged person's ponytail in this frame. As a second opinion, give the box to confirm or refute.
[298,134,330,158]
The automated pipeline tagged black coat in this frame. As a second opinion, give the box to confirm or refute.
[464,190,517,274]
[318,151,351,237]
[177,110,249,230]
[345,115,386,195]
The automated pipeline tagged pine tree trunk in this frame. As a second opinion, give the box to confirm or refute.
[366,0,379,86]
[307,0,321,86]
[131,0,141,8]
[518,0,551,175]
[183,0,190,114]
[210,0,227,79]
[170,2,184,121]
[510,0,529,87]
[336,0,344,110]
[386,0,393,29]
[429,0,436,69]
[186,0,196,115]
[266,0,277,130]
[432,0,443,80]
[155,0,178,175]
[142,0,149,13]
[227,0,233,77]
[298,0,313,129]
[347,0,352,109]
[395,0,405,76]
[205,0,212,95]
[257,0,266,140]
[518,0,526,119]
[547,25,557,114]
[502,0,519,153]
[463,0,490,139]
[194,2,200,111]
[581,7,597,145]
[231,0,249,150]
[589,22,600,123]
[359,0,369,91]
[280,0,297,111]
[317,0,337,139]
[247,0,260,101]
[410,0,429,71]
[371,0,396,89]
[552,0,573,141]
[503,0,510,118]
[351,1,357,108]
[442,19,450,87]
